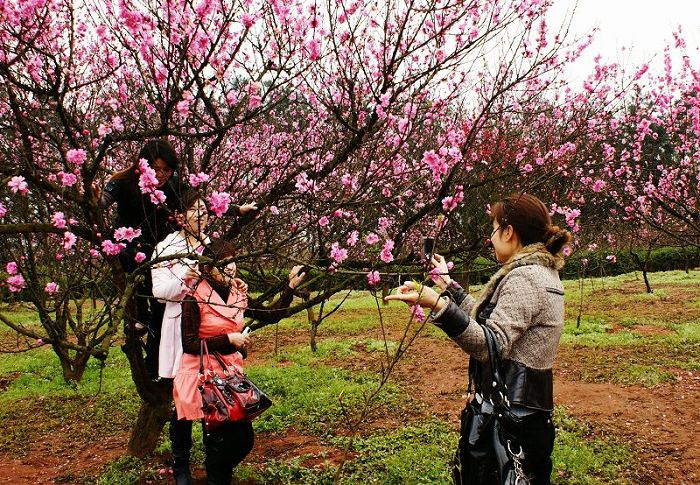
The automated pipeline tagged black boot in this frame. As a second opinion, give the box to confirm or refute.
[203,421,254,485]
[172,457,192,485]
[170,415,193,485]
[204,428,233,485]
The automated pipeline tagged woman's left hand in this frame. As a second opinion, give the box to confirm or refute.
[232,277,248,293]
[384,281,445,312]
[239,202,258,215]
[288,265,306,289]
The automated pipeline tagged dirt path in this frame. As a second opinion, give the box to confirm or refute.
[3,328,700,484]
[389,337,700,484]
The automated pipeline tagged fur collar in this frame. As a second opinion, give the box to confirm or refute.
[471,243,563,318]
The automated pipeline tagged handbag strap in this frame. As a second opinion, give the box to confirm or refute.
[199,340,218,375]
[481,324,510,409]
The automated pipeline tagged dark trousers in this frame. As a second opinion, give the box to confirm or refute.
[144,299,165,378]
[203,421,255,485]
[513,411,555,484]
[119,246,163,379]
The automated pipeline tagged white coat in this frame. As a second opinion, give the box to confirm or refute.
[151,231,209,378]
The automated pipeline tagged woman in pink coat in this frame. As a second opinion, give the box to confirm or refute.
[173,239,305,484]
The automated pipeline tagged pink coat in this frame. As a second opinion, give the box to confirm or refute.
[173,279,247,420]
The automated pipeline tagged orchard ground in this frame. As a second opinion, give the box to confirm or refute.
[1,270,699,484]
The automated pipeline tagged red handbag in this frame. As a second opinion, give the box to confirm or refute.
[198,341,272,431]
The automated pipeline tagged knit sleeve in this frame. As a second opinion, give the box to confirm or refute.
[451,268,542,361]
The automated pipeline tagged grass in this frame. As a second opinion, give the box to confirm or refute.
[4,269,700,483]
[552,408,633,484]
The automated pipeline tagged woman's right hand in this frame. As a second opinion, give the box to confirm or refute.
[227,332,250,348]
[431,253,452,291]
[183,266,200,285]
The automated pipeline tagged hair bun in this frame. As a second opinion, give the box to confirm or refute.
[544,225,572,255]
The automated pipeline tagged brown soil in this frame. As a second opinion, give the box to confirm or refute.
[3,286,700,483]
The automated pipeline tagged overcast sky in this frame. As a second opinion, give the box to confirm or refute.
[548,0,700,82]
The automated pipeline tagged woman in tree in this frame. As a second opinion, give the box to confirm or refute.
[170,239,305,484]
[386,193,571,484]
[97,140,255,377]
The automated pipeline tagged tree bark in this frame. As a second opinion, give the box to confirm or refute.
[122,323,172,457]
[128,395,173,458]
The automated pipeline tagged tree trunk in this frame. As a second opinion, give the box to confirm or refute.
[307,306,319,353]
[122,325,172,457]
[128,396,173,458]
[642,267,652,293]
[54,344,91,382]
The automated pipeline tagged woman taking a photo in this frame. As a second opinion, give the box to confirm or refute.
[386,193,571,484]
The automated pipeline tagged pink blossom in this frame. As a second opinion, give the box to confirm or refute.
[51,212,67,229]
[57,171,78,187]
[6,262,18,275]
[333,209,343,218]
[207,192,231,218]
[591,179,605,192]
[410,304,425,321]
[378,217,391,232]
[35,338,45,346]
[8,176,28,195]
[305,38,321,61]
[98,123,112,136]
[7,274,25,292]
[241,13,255,28]
[422,150,448,180]
[134,252,147,263]
[114,226,142,243]
[367,270,381,286]
[318,216,329,227]
[330,242,348,264]
[606,254,617,264]
[521,163,533,174]
[138,159,167,204]
[112,116,124,132]
[101,239,125,256]
[562,246,572,256]
[44,282,59,295]
[269,206,280,215]
[0,203,5,219]
[63,232,77,250]
[89,248,101,259]
[225,91,238,106]
[380,240,394,263]
[366,233,380,245]
[188,172,210,187]
[66,149,87,165]
[346,231,359,247]
[248,95,262,110]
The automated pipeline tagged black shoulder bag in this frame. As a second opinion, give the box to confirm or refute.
[452,324,531,485]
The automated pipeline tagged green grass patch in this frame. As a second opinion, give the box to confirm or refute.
[248,340,409,435]
[0,346,133,402]
[552,407,633,484]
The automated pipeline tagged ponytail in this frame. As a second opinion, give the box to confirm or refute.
[543,225,572,255]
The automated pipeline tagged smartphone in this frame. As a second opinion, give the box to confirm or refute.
[422,236,435,264]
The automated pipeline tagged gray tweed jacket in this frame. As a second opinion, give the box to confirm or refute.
[432,243,565,370]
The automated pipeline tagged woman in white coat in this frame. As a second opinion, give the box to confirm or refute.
[151,191,211,379]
